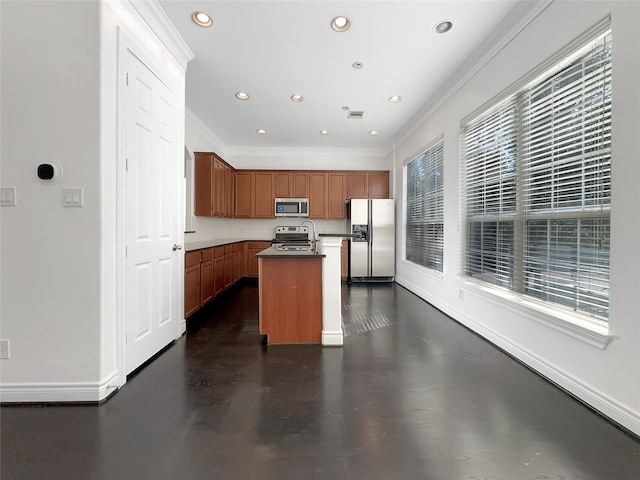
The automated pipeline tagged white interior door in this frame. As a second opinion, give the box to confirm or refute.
[124,49,181,374]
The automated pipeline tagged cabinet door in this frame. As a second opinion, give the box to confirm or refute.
[274,171,292,198]
[184,251,201,317]
[309,172,327,218]
[200,259,214,305]
[224,253,233,289]
[214,157,225,216]
[225,165,235,217]
[194,153,213,216]
[247,242,271,277]
[341,240,348,279]
[328,172,346,219]
[346,172,368,198]
[214,247,225,296]
[368,171,390,198]
[255,172,275,218]
[292,172,309,198]
[235,171,255,218]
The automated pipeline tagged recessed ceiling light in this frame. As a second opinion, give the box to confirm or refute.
[256,129,267,134]
[320,130,329,135]
[433,20,453,34]
[389,95,402,103]
[330,16,351,32]
[291,94,304,102]
[192,11,212,27]
[369,130,379,136]
[341,106,350,111]
[235,92,249,100]
[352,62,364,70]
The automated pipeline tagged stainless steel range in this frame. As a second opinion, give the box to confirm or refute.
[272,226,312,251]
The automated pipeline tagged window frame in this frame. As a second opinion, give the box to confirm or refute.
[461,22,612,332]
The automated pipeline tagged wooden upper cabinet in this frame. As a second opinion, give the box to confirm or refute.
[235,171,255,218]
[274,172,292,198]
[346,172,368,198]
[255,171,275,218]
[194,152,236,217]
[292,172,309,198]
[309,172,327,218]
[327,172,346,219]
[368,171,390,198]
[224,164,235,217]
[194,152,214,216]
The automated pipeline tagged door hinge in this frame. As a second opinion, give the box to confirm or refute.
[125,158,129,172]
[125,331,128,344]
[126,72,129,86]
[125,245,128,258]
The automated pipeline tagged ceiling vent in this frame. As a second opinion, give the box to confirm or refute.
[347,111,364,119]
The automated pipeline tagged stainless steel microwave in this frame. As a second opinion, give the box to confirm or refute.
[274,198,309,217]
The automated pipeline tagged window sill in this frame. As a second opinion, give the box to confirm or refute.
[459,278,611,349]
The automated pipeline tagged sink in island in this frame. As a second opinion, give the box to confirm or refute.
[256,236,345,346]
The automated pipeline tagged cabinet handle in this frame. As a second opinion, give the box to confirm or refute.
[173,244,183,251]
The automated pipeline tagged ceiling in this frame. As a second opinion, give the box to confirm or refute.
[158,1,524,155]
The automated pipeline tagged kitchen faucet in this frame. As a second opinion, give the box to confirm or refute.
[300,219,317,249]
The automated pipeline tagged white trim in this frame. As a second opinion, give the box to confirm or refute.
[0,371,119,403]
[395,275,639,435]
[322,330,344,346]
[128,0,194,69]
[227,145,387,159]
[393,0,553,148]
[185,107,229,157]
[458,277,610,348]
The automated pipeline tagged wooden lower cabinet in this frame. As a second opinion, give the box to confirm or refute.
[200,248,214,305]
[185,241,271,318]
[247,241,272,277]
[184,252,201,318]
[341,240,348,279]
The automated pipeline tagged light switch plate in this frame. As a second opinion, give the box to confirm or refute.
[0,339,9,359]
[63,187,84,207]
[0,186,17,206]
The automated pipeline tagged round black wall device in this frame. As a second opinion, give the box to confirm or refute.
[38,163,55,180]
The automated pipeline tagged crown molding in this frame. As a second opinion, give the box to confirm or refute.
[393,0,554,147]
[128,0,195,69]
[226,145,388,159]
[185,107,229,157]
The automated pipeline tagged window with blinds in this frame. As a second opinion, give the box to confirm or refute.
[463,29,612,319]
[406,140,444,272]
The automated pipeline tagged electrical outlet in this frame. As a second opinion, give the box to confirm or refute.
[0,339,10,359]
[458,289,464,301]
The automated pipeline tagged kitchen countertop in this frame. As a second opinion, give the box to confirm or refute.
[255,246,325,258]
[185,238,271,252]
[319,233,357,238]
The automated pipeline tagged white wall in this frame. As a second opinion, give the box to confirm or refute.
[392,1,640,436]
[0,1,102,394]
[0,0,188,401]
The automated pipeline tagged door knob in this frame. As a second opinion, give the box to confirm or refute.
[172,244,183,251]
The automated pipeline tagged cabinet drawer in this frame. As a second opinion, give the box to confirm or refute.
[247,241,271,249]
[201,248,214,262]
[224,244,233,255]
[185,251,201,268]
[214,246,225,258]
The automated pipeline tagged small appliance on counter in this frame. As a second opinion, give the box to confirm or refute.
[271,226,312,251]
[346,198,395,282]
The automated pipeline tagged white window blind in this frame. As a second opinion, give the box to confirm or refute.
[463,29,612,319]
[406,140,444,272]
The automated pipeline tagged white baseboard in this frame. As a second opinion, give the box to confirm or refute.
[0,371,119,403]
[322,330,344,346]
[395,276,640,437]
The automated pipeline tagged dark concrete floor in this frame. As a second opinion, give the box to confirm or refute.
[2,281,639,480]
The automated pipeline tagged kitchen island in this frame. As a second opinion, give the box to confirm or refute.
[256,246,324,344]
[256,236,344,346]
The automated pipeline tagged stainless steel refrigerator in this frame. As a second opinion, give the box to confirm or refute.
[346,198,395,282]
